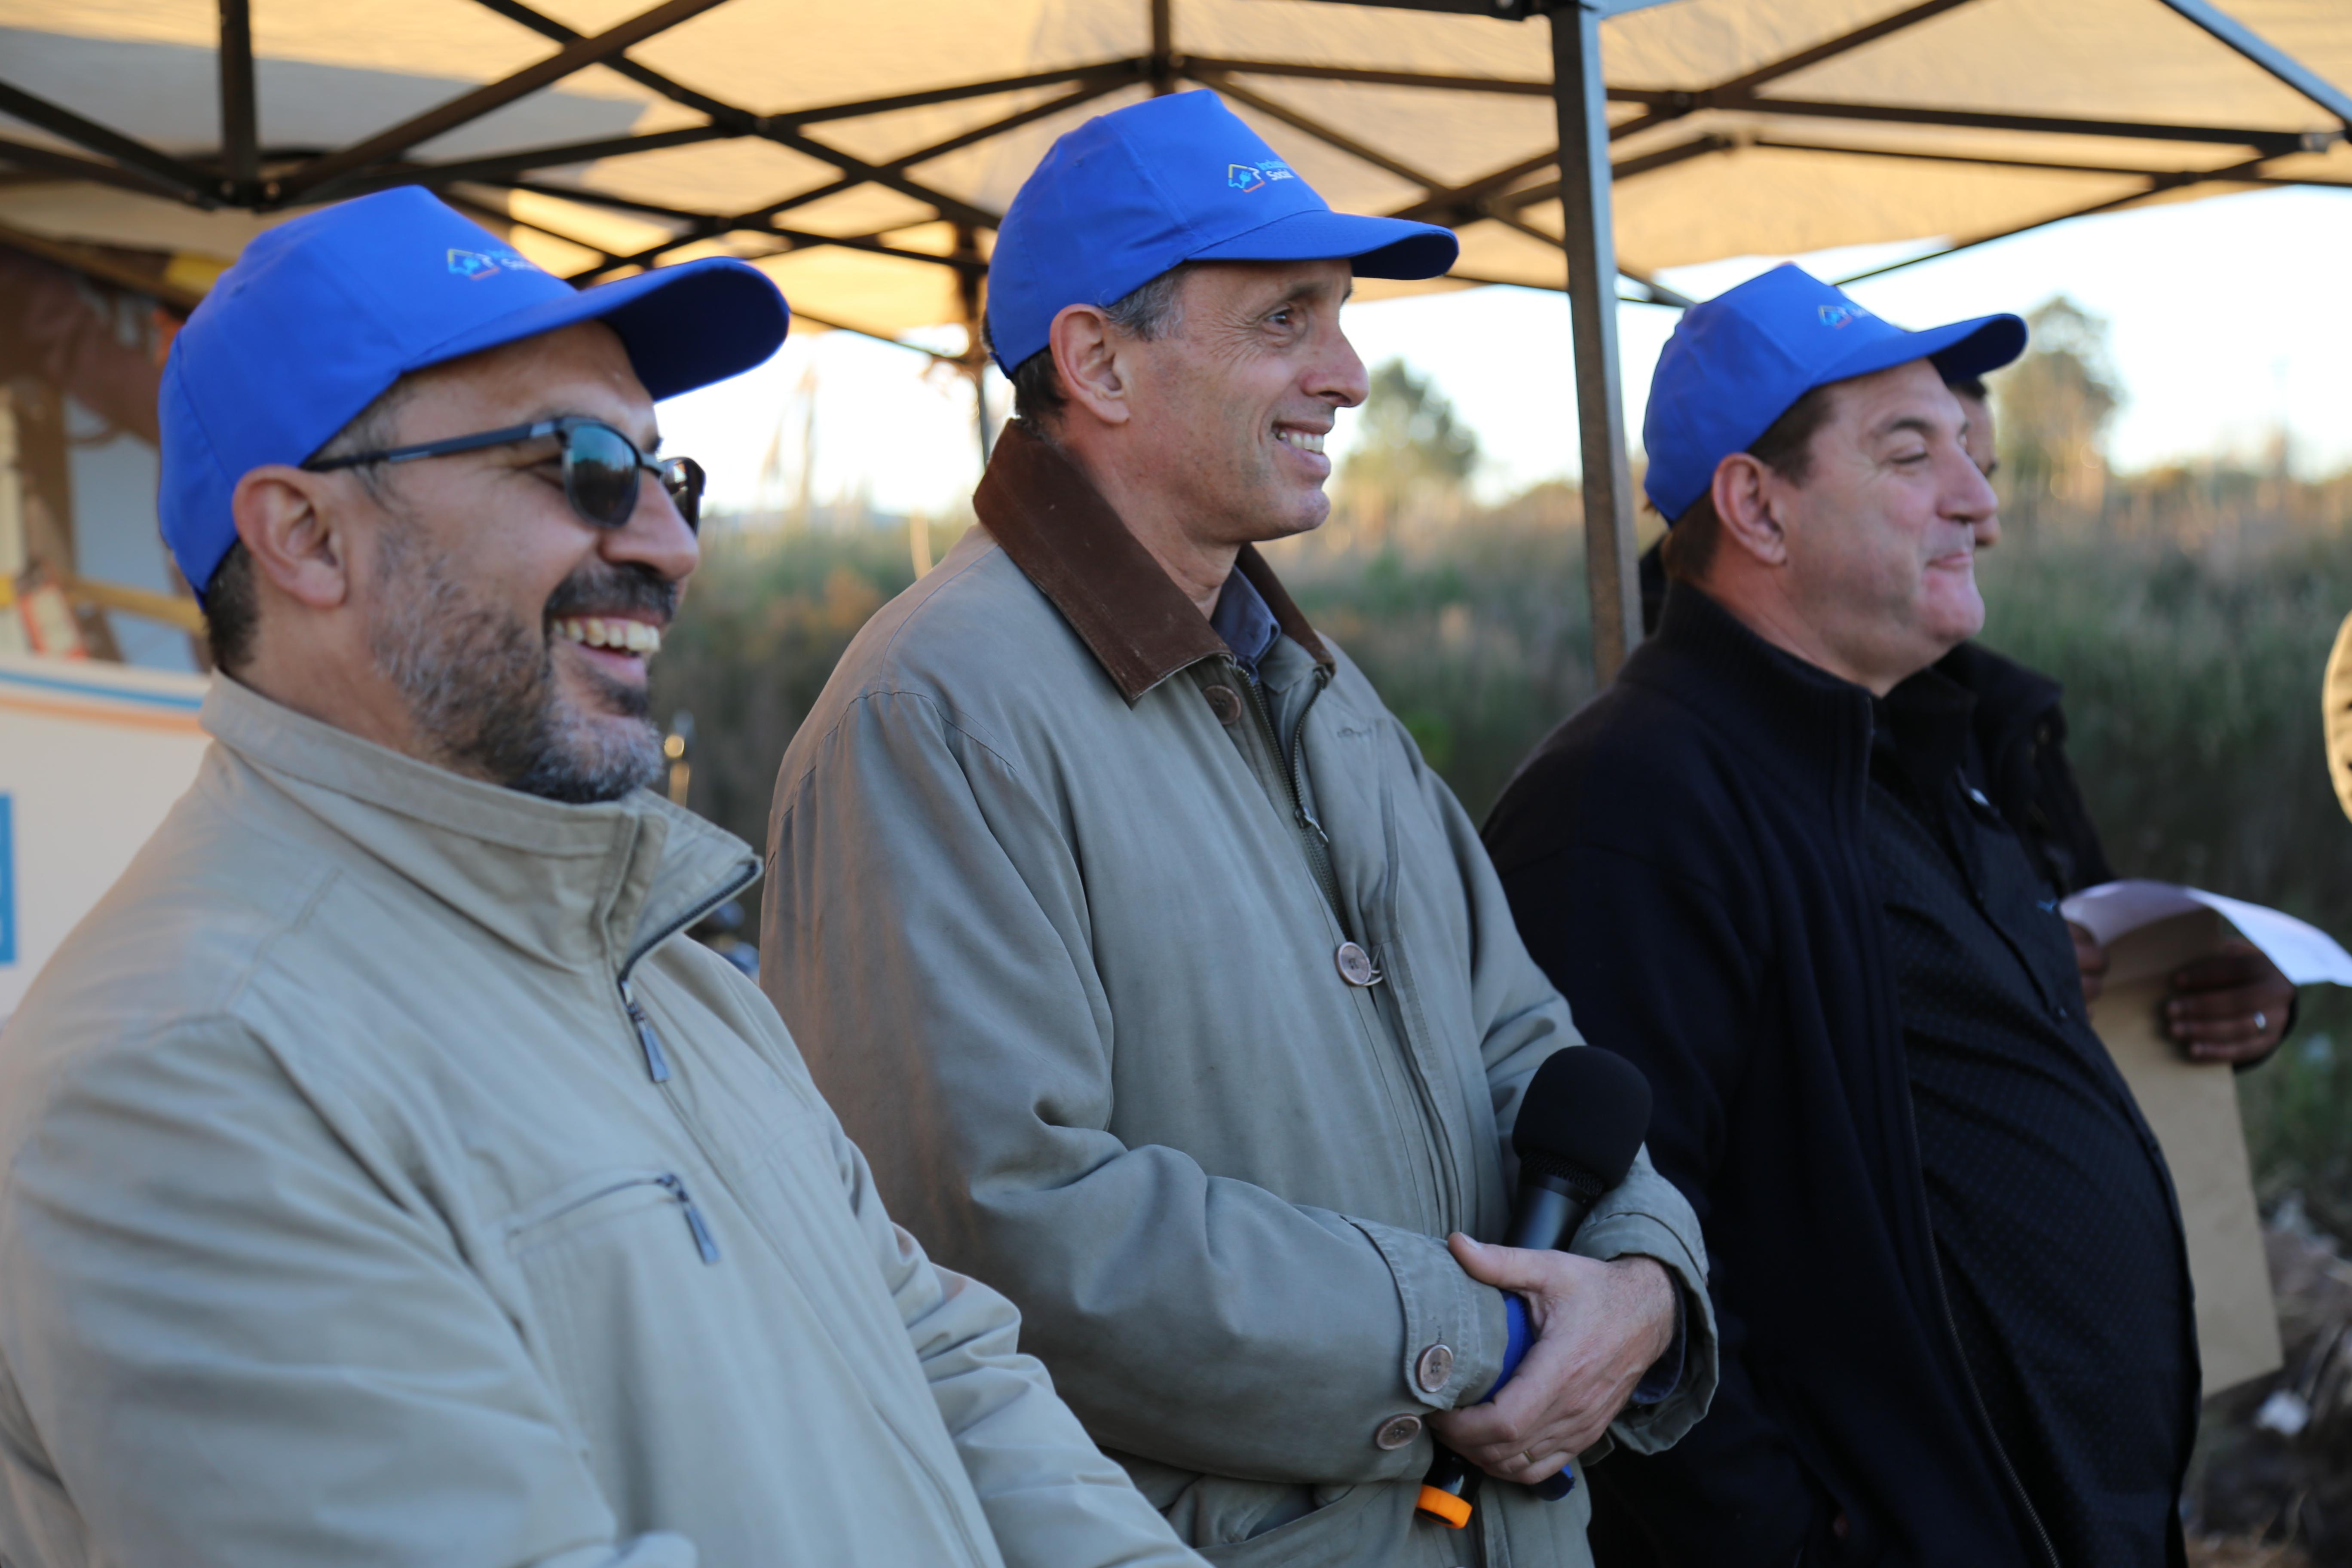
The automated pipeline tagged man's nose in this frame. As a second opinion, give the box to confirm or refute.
[603,469,700,586]
[1314,325,1370,409]
[1945,444,1999,531]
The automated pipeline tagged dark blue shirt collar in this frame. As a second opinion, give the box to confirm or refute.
[1210,567,1282,677]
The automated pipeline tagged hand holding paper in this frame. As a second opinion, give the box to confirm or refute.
[2165,942,2297,1064]
[2062,880,2352,988]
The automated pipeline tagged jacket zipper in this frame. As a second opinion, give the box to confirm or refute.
[613,856,761,1086]
[1237,661,1348,934]
[621,979,672,1083]
[1858,714,2057,1568]
[530,1171,721,1266]
[655,1173,723,1265]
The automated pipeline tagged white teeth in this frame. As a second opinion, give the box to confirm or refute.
[1277,429,1327,454]
[554,617,662,655]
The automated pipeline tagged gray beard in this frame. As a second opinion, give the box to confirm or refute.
[368,528,662,805]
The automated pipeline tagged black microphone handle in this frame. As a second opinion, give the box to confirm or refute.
[1503,1168,1598,1252]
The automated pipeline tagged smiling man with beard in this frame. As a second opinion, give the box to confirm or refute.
[759,92,1713,1568]
[0,188,1204,1568]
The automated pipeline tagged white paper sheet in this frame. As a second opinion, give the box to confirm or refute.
[2060,880,2352,987]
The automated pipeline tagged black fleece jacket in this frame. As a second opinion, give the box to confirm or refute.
[1482,585,2056,1568]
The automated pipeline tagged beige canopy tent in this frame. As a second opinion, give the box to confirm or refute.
[1,0,2348,675]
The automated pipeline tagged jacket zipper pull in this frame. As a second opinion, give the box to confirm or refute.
[657,1173,721,1264]
[620,980,672,1084]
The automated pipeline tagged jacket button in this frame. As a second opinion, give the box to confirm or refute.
[1335,941,1381,986]
[1415,1343,1455,1393]
[1204,684,1243,726]
[1374,1413,1424,1450]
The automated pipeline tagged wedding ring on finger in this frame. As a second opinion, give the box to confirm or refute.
[2253,1010,2267,1033]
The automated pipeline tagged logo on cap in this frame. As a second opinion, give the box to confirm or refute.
[447,247,538,281]
[1817,302,1873,329]
[1226,160,1295,193]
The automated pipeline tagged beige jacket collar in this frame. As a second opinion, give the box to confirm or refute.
[201,676,759,975]
[974,423,1333,703]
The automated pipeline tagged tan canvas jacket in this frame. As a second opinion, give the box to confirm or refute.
[0,677,1201,1568]
[761,426,1718,1568]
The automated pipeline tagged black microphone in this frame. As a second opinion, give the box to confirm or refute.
[1417,1047,1654,1526]
[1506,1044,1653,1250]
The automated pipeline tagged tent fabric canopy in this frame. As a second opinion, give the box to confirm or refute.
[2,0,2347,343]
[1,0,2346,677]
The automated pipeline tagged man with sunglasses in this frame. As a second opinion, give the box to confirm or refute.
[0,188,1201,1568]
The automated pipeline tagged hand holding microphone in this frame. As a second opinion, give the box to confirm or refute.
[1422,1047,1676,1513]
[1435,1235,1676,1483]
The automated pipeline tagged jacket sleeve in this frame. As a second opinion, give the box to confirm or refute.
[816,1102,1205,1567]
[1498,843,1826,1565]
[0,1019,691,1568]
[1398,715,1718,1455]
[762,690,1510,1485]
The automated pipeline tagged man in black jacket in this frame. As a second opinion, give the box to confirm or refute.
[1485,265,2198,1568]
[1630,380,2299,1067]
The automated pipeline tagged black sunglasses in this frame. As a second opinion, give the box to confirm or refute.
[305,416,705,532]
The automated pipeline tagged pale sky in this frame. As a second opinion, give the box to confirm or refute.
[658,186,2352,522]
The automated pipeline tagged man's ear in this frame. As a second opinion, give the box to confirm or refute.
[1048,303,1133,428]
[231,465,356,610]
[1711,453,1791,568]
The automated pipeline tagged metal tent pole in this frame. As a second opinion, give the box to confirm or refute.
[217,0,257,199]
[1548,1,1641,685]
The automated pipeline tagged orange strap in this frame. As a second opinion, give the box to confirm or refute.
[1415,1484,1474,1529]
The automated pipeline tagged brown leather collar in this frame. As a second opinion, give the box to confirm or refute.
[973,422,1333,704]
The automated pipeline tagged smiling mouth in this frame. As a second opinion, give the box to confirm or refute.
[1275,428,1327,454]
[554,616,664,655]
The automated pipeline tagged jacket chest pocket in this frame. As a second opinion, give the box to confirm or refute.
[511,1168,723,1265]
[504,1168,731,1460]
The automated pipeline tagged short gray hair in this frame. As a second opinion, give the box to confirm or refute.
[202,377,412,675]
[997,263,1194,436]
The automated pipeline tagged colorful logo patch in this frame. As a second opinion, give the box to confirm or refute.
[447,247,538,280]
[1226,160,1296,193]
[1817,302,1873,329]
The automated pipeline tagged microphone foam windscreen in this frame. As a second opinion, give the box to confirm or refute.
[1510,1047,1654,1188]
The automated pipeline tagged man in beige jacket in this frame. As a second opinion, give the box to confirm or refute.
[0,188,1200,1568]
[762,94,1714,1568]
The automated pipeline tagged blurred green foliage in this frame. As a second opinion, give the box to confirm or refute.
[656,514,2352,1230]
[648,526,929,879]
[1338,359,1482,540]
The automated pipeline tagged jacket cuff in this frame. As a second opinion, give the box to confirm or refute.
[1626,1291,1686,1406]
[1570,1209,1719,1454]
[1349,1217,1512,1412]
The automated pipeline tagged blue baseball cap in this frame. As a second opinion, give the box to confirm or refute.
[984,90,1458,374]
[1642,263,2025,523]
[160,185,790,597]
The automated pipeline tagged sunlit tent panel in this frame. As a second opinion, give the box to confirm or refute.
[0,0,2346,674]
